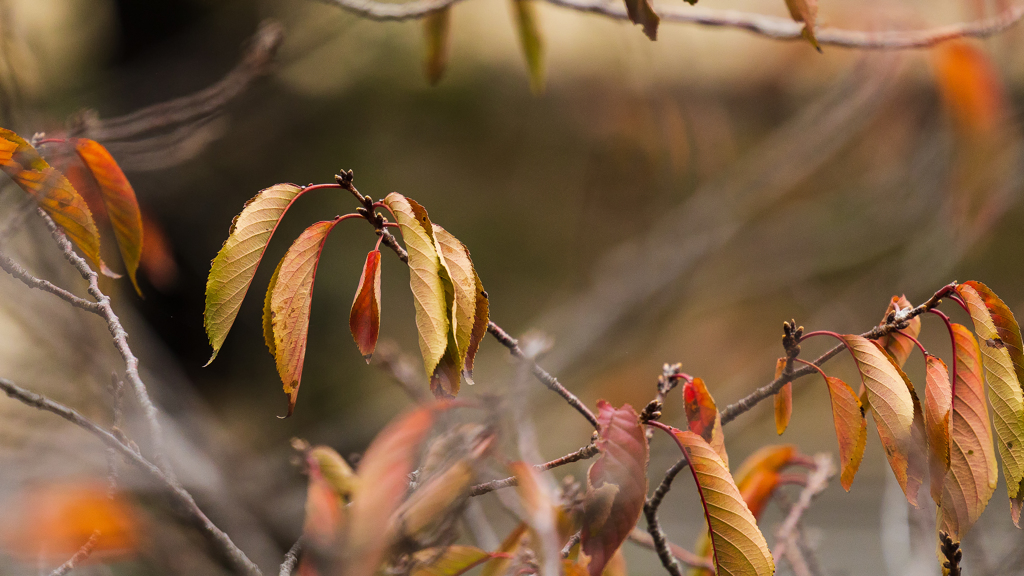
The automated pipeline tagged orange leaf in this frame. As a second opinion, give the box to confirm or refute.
[580,401,648,576]
[72,138,144,295]
[683,378,728,467]
[925,354,952,506]
[270,219,340,416]
[773,358,792,435]
[783,0,821,51]
[823,373,867,491]
[876,295,921,368]
[350,250,382,362]
[303,451,346,551]
[344,405,438,576]
[0,129,102,270]
[932,42,1006,136]
[138,211,178,291]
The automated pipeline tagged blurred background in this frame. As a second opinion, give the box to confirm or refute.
[0,0,1023,574]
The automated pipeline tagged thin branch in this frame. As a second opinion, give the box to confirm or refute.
[719,282,955,425]
[642,455,691,576]
[0,248,103,313]
[315,0,470,21]
[279,538,303,576]
[0,377,262,576]
[627,529,715,571]
[48,531,100,576]
[772,453,835,561]
[561,531,581,558]
[470,443,599,496]
[37,210,177,482]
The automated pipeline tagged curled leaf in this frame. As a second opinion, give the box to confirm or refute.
[683,378,728,467]
[205,183,305,363]
[580,401,648,576]
[271,219,340,416]
[350,250,382,362]
[773,358,792,435]
[424,8,452,85]
[72,138,144,294]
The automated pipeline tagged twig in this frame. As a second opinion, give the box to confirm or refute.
[37,210,177,482]
[470,443,599,496]
[279,538,303,576]
[772,453,835,561]
[0,248,103,313]
[0,377,262,576]
[561,531,581,558]
[642,456,691,576]
[48,531,100,576]
[719,282,955,425]
[628,529,714,570]
[940,531,963,576]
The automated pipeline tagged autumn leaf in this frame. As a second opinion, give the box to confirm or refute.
[938,324,998,538]
[411,546,493,576]
[932,42,1007,136]
[925,354,952,506]
[511,461,561,576]
[511,0,545,93]
[303,449,346,552]
[887,351,928,507]
[384,193,451,381]
[0,129,102,270]
[344,405,437,576]
[424,8,452,85]
[205,183,306,364]
[659,427,774,576]
[431,224,481,396]
[622,0,659,40]
[580,401,648,576]
[823,373,867,491]
[263,256,285,358]
[71,138,144,295]
[783,0,821,52]
[839,335,916,502]
[270,219,341,416]
[350,250,382,362]
[960,281,1024,392]
[773,358,792,435]
[876,295,922,368]
[308,445,360,501]
[956,283,1024,504]
[463,269,489,385]
[683,378,728,467]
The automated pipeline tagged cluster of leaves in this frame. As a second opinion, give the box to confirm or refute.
[203,179,488,415]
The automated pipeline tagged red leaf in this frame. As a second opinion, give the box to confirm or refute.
[683,378,728,466]
[350,250,382,362]
[580,401,648,576]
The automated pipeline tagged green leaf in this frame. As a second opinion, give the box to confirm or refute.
[270,219,340,416]
[204,183,304,364]
[383,193,450,380]
[424,8,452,85]
[511,0,545,93]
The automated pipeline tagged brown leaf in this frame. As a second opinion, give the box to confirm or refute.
[480,524,528,576]
[783,0,821,52]
[72,138,144,295]
[463,269,489,384]
[773,358,792,435]
[424,8,452,85]
[271,219,341,416]
[580,401,648,576]
[622,0,659,40]
[431,224,482,395]
[350,250,382,362]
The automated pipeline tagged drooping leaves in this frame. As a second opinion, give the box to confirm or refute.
[773,358,792,435]
[463,270,489,384]
[511,0,545,93]
[270,219,340,416]
[839,335,916,501]
[622,0,660,40]
[580,401,648,576]
[662,428,775,576]
[683,378,728,467]
[887,352,928,507]
[876,295,922,368]
[344,406,437,576]
[0,129,102,270]
[783,0,821,52]
[411,546,493,576]
[72,138,144,294]
[424,8,452,85]
[350,250,382,362]
[383,193,450,380]
[205,183,305,363]
[925,355,952,506]
[818,371,866,491]
[960,281,1024,392]
[956,282,1024,503]
[431,224,480,396]
[938,324,998,538]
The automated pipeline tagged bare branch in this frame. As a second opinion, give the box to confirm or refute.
[0,377,262,576]
[470,442,599,496]
[0,248,104,313]
[642,456,690,576]
[279,538,303,576]
[48,531,100,576]
[772,453,835,561]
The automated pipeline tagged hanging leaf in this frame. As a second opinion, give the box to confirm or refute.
[511,0,545,93]
[0,129,102,270]
[816,371,867,491]
[938,324,998,538]
[204,183,305,364]
[383,193,451,381]
[411,546,493,576]
[424,8,452,85]
[344,406,437,576]
[580,402,648,576]
[956,283,1024,504]
[960,282,1024,391]
[511,461,561,576]
[71,138,144,295]
[263,256,285,358]
[661,428,775,576]
[430,224,480,396]
[270,219,340,416]
[683,378,728,467]
[887,352,928,507]
[350,250,383,362]
[839,335,916,501]
[773,358,792,435]
[932,42,1007,137]
[876,295,922,368]
[783,0,821,52]
[925,355,952,506]
[463,269,489,384]
[622,0,659,40]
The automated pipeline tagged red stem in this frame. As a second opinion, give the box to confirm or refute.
[929,309,958,403]
[374,234,384,251]
[896,329,929,357]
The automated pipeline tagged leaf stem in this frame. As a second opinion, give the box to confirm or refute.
[929,309,958,400]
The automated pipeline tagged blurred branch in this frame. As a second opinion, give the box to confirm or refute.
[0,377,263,576]
[627,529,714,571]
[772,454,835,562]
[372,340,432,403]
[469,442,599,495]
[318,0,1023,47]
[642,452,690,576]
[49,531,100,576]
[279,539,303,576]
